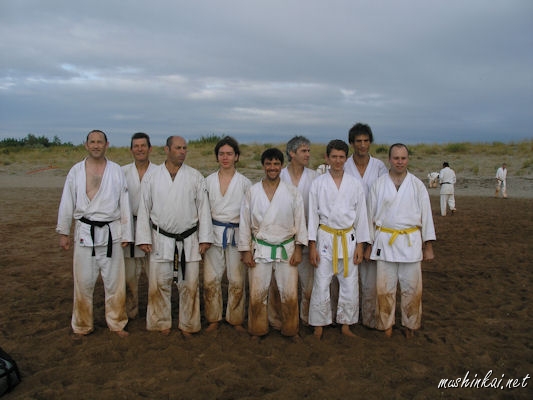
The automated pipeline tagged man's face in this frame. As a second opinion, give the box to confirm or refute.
[217,144,239,169]
[351,134,371,158]
[263,158,282,181]
[289,144,311,167]
[85,131,108,159]
[389,146,409,175]
[130,138,151,163]
[327,149,347,173]
[165,136,187,166]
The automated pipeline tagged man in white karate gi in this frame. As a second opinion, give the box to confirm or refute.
[343,123,388,330]
[239,148,308,339]
[122,132,158,319]
[203,136,251,333]
[495,163,508,198]
[308,139,370,339]
[57,130,132,338]
[368,143,436,338]
[136,136,213,337]
[268,135,318,327]
[439,162,457,216]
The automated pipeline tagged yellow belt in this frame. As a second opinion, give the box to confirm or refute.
[377,226,419,246]
[319,224,353,277]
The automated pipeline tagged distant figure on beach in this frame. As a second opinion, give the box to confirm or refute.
[239,148,307,340]
[122,132,158,319]
[136,135,213,337]
[56,130,132,338]
[367,143,436,338]
[203,136,251,333]
[439,162,456,216]
[427,172,439,188]
[495,163,508,198]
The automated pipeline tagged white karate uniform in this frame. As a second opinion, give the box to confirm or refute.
[238,180,307,336]
[344,156,388,328]
[57,158,133,334]
[203,170,251,326]
[368,172,436,331]
[121,161,158,318]
[307,172,370,327]
[439,166,456,216]
[274,167,318,325]
[495,166,507,198]
[136,163,213,333]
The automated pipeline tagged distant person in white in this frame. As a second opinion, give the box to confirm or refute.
[495,163,508,198]
[438,162,457,216]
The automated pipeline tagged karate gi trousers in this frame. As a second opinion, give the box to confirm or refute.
[309,258,359,326]
[124,251,149,319]
[376,260,422,331]
[248,260,299,337]
[72,243,128,334]
[268,248,314,326]
[359,259,378,328]
[146,258,201,333]
[203,245,246,326]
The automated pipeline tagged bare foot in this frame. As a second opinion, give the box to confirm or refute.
[115,330,129,338]
[160,328,171,336]
[384,327,393,338]
[181,330,193,339]
[313,326,323,340]
[205,322,219,333]
[404,328,415,339]
[341,324,357,337]
[290,334,303,343]
[233,325,247,334]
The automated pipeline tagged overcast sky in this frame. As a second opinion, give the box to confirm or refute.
[1,0,532,147]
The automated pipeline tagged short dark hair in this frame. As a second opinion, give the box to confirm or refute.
[348,123,374,144]
[326,139,349,157]
[86,129,108,143]
[286,135,310,161]
[214,136,241,159]
[130,132,151,149]
[443,162,449,168]
[261,148,284,165]
[388,143,409,158]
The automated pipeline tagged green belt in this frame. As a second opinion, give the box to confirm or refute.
[253,236,295,260]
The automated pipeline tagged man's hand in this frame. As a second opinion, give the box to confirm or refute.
[139,244,152,254]
[199,242,211,255]
[308,241,319,267]
[423,241,434,261]
[241,251,255,268]
[59,234,71,250]
[289,245,303,266]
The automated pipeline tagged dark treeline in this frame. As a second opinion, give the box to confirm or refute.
[0,134,73,148]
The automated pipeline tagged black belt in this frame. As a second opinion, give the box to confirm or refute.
[441,182,452,184]
[79,217,113,258]
[151,221,198,281]
[130,216,137,257]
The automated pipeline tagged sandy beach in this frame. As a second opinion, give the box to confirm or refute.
[1,167,532,399]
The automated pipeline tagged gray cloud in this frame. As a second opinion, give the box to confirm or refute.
[1,0,532,146]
